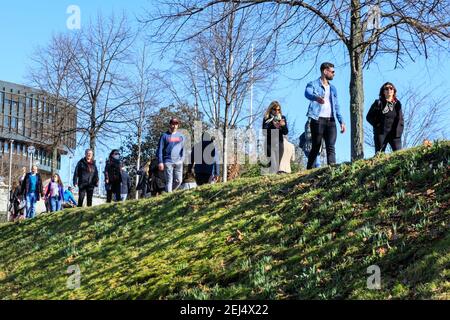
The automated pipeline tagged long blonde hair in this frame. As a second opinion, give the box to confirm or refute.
[264,101,283,120]
[142,161,151,175]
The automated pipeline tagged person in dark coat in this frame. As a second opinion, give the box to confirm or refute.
[21,165,44,219]
[188,132,220,185]
[73,149,99,207]
[136,162,151,198]
[120,165,132,202]
[149,157,166,196]
[262,101,289,174]
[8,181,24,221]
[367,82,404,153]
[104,149,122,203]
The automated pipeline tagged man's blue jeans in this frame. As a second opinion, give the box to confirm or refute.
[49,196,62,212]
[164,162,183,193]
[26,192,37,219]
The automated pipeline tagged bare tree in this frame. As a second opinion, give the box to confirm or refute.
[146,0,450,161]
[27,33,81,174]
[153,3,276,181]
[69,13,136,155]
[364,85,450,151]
[119,45,161,199]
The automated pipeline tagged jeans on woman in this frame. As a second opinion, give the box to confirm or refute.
[49,196,62,212]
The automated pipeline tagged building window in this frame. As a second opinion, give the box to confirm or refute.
[18,119,24,135]
[11,100,17,117]
[11,117,17,130]
[4,96,11,115]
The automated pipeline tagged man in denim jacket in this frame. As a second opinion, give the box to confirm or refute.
[304,62,346,169]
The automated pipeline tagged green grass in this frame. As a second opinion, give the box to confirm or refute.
[0,141,449,300]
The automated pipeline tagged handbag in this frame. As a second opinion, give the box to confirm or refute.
[18,199,27,210]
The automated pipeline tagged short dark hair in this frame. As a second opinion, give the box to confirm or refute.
[320,62,335,73]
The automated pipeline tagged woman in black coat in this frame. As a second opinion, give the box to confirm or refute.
[105,149,122,203]
[262,101,289,173]
[367,82,404,153]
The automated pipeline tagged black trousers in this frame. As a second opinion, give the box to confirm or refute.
[195,173,211,186]
[78,188,94,207]
[374,131,402,153]
[307,117,337,169]
[106,182,121,203]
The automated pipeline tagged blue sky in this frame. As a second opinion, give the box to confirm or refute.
[1,1,449,185]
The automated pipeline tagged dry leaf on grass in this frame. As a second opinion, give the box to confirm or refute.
[226,230,245,244]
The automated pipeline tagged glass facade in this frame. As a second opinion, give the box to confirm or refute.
[0,81,76,177]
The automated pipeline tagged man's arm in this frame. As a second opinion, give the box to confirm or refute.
[73,162,79,186]
[94,165,99,187]
[157,134,166,171]
[305,81,320,102]
[39,175,44,197]
[157,134,165,164]
[332,87,345,125]
[180,135,185,161]
[20,175,27,195]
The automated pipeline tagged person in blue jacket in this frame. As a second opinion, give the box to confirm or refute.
[20,165,44,219]
[63,186,78,208]
[156,118,185,193]
[304,62,346,169]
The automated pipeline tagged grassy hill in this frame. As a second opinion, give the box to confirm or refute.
[0,142,449,300]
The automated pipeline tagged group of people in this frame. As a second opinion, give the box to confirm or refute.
[71,148,132,207]
[8,166,78,221]
[136,118,221,197]
[7,61,405,220]
[68,118,221,202]
[7,149,133,221]
[265,62,404,173]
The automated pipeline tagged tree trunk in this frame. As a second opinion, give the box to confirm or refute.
[349,55,365,160]
[51,147,58,175]
[222,122,228,183]
[349,0,365,160]
[135,127,142,200]
[90,101,97,155]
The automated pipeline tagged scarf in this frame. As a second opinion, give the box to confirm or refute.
[86,159,95,173]
[382,101,395,114]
